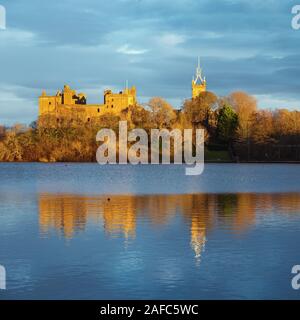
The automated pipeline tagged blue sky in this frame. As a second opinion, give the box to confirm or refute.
[0,0,300,125]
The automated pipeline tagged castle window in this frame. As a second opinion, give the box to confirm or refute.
[87,118,90,122]
[49,102,51,105]
[98,108,100,113]
[111,105,113,108]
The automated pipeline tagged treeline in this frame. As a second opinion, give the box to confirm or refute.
[0,91,300,162]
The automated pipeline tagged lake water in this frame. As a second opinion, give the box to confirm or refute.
[0,163,300,299]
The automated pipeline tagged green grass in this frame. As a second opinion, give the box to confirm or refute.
[205,148,231,162]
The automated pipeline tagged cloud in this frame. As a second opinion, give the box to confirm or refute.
[157,33,186,47]
[0,28,39,46]
[0,85,36,125]
[255,94,300,110]
[116,44,148,55]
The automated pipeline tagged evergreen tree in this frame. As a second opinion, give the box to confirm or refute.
[217,104,238,143]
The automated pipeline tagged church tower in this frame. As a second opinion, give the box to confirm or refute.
[192,57,206,98]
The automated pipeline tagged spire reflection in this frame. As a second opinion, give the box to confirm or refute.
[39,193,300,264]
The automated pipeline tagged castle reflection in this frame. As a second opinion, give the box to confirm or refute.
[39,193,300,262]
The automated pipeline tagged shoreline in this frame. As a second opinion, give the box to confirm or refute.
[0,161,300,164]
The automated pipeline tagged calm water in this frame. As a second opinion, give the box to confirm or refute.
[0,163,300,299]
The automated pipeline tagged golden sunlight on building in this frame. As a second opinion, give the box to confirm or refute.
[192,57,206,98]
[38,59,207,125]
[39,84,137,124]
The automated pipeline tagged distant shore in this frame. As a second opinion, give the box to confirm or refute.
[0,160,299,164]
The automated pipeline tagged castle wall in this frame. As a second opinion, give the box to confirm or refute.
[39,95,62,116]
[38,85,136,125]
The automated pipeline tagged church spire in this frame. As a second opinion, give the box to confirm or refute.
[194,56,205,84]
[192,57,206,98]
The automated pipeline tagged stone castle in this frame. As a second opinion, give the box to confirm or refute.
[39,84,137,123]
[38,60,206,123]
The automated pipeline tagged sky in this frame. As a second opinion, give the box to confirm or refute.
[0,0,300,125]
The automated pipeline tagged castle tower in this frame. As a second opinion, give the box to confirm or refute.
[192,57,206,98]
